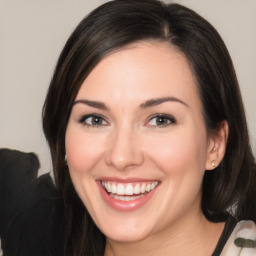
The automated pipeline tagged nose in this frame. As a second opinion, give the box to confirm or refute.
[105,125,144,171]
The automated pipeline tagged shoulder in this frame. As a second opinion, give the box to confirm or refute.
[0,148,40,236]
[221,220,256,256]
[0,148,64,255]
[1,172,65,255]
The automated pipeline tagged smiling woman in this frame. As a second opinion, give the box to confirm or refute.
[65,42,222,249]
[39,0,256,255]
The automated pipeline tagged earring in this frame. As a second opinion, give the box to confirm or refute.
[65,154,68,165]
[212,160,216,167]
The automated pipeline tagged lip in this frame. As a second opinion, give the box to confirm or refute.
[96,179,160,212]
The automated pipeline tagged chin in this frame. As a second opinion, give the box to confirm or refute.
[93,212,158,243]
[103,226,150,243]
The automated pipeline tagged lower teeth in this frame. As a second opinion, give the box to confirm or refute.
[109,193,145,201]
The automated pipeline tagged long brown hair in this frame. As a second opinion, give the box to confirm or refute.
[42,0,256,255]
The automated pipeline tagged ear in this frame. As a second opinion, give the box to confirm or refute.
[205,120,229,170]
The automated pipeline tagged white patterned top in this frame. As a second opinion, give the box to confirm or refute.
[221,220,256,255]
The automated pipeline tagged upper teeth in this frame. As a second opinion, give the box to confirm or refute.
[101,181,158,196]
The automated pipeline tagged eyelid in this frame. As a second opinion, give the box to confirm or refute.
[78,113,109,127]
[146,113,176,127]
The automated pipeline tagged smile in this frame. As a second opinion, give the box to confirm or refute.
[101,181,159,201]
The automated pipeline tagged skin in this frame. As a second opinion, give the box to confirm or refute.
[65,42,228,256]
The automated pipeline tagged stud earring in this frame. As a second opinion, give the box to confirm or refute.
[212,160,216,167]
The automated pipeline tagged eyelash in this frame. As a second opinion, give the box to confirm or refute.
[79,114,108,127]
[78,113,176,128]
[147,114,176,127]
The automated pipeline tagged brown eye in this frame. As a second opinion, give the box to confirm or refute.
[91,116,104,125]
[79,114,107,127]
[147,114,176,127]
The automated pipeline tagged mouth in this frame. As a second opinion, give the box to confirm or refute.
[101,181,159,202]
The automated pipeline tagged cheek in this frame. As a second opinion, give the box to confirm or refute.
[146,126,208,177]
[146,128,208,220]
[65,126,105,175]
[64,126,106,209]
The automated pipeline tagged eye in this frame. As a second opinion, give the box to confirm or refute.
[147,114,176,127]
[79,114,108,127]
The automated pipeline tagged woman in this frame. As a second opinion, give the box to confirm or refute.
[42,0,256,255]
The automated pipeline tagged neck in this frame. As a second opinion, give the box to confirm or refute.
[104,211,225,256]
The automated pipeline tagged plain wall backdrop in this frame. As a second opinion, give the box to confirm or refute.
[0,0,255,175]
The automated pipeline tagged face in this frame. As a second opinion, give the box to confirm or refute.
[65,42,213,242]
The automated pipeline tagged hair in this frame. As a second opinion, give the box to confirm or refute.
[42,0,256,255]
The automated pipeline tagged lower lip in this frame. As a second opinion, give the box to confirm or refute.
[97,182,159,212]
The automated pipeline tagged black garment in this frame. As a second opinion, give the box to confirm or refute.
[0,149,64,256]
[212,214,237,256]
[0,148,39,230]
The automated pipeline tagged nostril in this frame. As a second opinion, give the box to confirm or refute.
[104,128,144,170]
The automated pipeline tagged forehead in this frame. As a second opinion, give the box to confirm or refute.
[75,41,201,109]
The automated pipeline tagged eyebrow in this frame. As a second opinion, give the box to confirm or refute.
[73,96,188,111]
[140,97,189,109]
[73,99,108,110]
